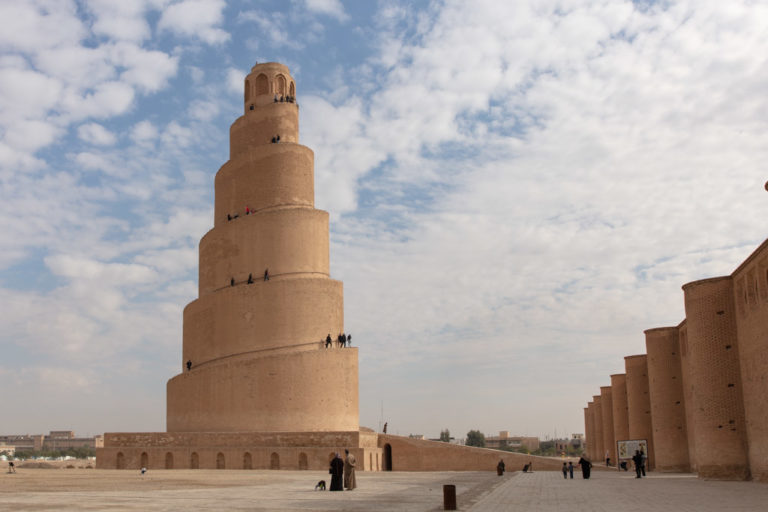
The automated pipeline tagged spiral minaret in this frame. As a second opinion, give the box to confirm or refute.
[166,62,359,433]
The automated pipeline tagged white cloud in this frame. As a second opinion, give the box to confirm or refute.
[111,43,179,93]
[160,121,194,148]
[77,122,117,146]
[0,65,62,123]
[0,0,86,52]
[130,120,159,144]
[304,0,349,22]
[74,151,121,175]
[158,0,230,45]
[61,81,135,120]
[237,10,304,49]
[226,67,245,95]
[85,0,154,42]
[3,120,60,152]
[188,99,220,121]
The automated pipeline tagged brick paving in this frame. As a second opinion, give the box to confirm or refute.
[468,470,768,512]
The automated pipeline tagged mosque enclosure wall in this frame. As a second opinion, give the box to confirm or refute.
[731,241,768,482]
[610,374,629,447]
[583,239,768,481]
[683,277,749,480]
[591,396,604,464]
[624,355,654,470]
[600,386,616,465]
[645,327,689,472]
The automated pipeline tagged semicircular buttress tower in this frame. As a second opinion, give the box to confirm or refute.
[166,62,359,433]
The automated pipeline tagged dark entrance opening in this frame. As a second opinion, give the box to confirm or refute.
[384,444,392,471]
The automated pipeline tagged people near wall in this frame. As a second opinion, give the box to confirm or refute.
[577,456,591,479]
[276,135,280,142]
[341,333,347,347]
[329,453,344,491]
[568,461,574,479]
[247,273,253,284]
[245,206,251,215]
[344,449,357,490]
[632,450,643,478]
[497,459,505,476]
[605,450,610,466]
[279,95,284,102]
[640,449,647,476]
[227,214,232,221]
[347,334,351,346]
[562,462,568,479]
[325,334,332,348]
[186,360,192,371]
[274,94,279,102]
[271,136,276,143]
[8,461,15,473]
[140,467,147,475]
[230,277,235,286]
[264,269,269,281]
[337,333,343,347]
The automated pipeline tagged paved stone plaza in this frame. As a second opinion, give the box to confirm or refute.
[3,468,768,511]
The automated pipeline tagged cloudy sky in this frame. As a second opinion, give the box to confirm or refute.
[1,0,767,441]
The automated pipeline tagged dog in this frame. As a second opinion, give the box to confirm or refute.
[314,480,326,491]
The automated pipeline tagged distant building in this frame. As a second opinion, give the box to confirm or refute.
[0,431,103,452]
[485,431,540,452]
[554,435,583,453]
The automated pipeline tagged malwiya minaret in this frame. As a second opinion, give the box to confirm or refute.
[167,62,359,432]
[98,64,567,472]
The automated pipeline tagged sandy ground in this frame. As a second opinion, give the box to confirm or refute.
[0,467,505,511]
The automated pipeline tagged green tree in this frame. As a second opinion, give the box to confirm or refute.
[466,430,485,447]
[439,429,451,442]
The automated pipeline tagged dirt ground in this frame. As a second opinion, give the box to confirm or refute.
[0,466,506,511]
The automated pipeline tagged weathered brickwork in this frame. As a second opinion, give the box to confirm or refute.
[625,355,654,470]
[609,374,629,444]
[645,327,689,472]
[586,402,597,460]
[678,320,698,472]
[583,239,768,481]
[592,396,604,464]
[600,386,616,464]
[731,240,768,482]
[683,277,749,480]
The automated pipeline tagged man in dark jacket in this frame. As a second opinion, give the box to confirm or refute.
[632,450,643,478]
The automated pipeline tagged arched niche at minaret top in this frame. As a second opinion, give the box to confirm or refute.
[243,62,296,111]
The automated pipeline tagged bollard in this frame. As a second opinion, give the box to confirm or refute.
[443,484,457,510]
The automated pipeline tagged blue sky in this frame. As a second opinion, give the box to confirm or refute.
[1,0,767,440]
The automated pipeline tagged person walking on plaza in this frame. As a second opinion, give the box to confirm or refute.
[329,453,344,491]
[632,450,643,478]
[577,455,592,479]
[640,449,647,476]
[344,449,357,490]
[568,461,574,479]
[497,459,505,475]
[562,462,568,479]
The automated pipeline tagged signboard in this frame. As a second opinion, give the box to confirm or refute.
[616,439,648,460]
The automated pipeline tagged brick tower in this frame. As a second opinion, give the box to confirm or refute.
[166,62,359,433]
